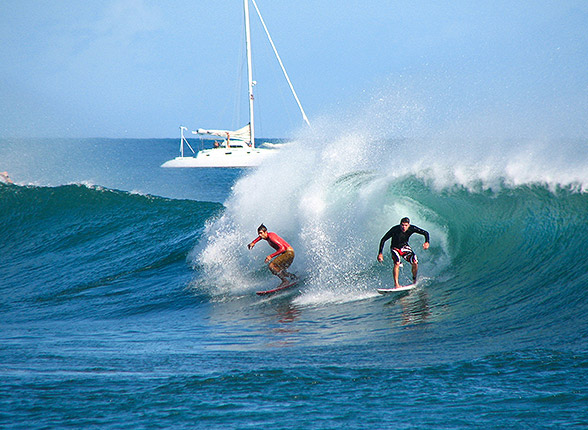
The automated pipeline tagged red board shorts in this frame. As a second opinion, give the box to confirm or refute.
[272,249,294,272]
[391,245,418,264]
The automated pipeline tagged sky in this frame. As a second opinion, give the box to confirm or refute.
[1,0,587,139]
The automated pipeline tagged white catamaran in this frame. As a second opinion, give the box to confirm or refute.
[162,0,310,168]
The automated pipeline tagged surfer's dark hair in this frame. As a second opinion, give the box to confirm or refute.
[400,217,410,224]
[257,224,267,233]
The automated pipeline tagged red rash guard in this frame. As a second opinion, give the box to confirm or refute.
[251,232,292,259]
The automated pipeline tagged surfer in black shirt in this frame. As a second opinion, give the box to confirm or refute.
[377,217,430,287]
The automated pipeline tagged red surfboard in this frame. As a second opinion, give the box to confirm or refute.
[256,280,299,296]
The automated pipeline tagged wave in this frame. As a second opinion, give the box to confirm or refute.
[0,183,222,320]
[192,129,588,320]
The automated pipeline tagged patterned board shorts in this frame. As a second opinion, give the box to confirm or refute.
[391,245,418,264]
[272,249,294,271]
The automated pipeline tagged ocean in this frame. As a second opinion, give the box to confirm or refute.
[1,135,587,429]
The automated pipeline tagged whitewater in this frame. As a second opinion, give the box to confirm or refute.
[1,116,587,427]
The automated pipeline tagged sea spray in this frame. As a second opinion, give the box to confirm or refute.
[193,89,586,301]
[193,134,451,300]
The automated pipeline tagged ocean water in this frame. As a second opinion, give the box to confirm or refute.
[1,135,587,429]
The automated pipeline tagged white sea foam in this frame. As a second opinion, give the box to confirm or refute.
[195,86,587,299]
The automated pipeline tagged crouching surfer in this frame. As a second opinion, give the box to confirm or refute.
[248,224,296,288]
[377,217,430,288]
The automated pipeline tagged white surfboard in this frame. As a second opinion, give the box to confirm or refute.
[377,284,416,294]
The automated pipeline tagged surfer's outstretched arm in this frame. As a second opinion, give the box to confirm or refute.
[411,225,430,249]
[377,228,394,262]
[247,236,261,250]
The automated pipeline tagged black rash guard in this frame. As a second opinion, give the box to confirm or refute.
[378,224,430,254]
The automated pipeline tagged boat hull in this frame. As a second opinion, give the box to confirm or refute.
[161,146,277,168]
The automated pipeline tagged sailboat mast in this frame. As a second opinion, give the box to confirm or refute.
[244,0,255,148]
[250,0,311,127]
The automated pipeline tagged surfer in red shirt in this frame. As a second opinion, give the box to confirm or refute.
[248,224,296,287]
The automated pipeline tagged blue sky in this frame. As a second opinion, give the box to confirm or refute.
[1,0,587,139]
